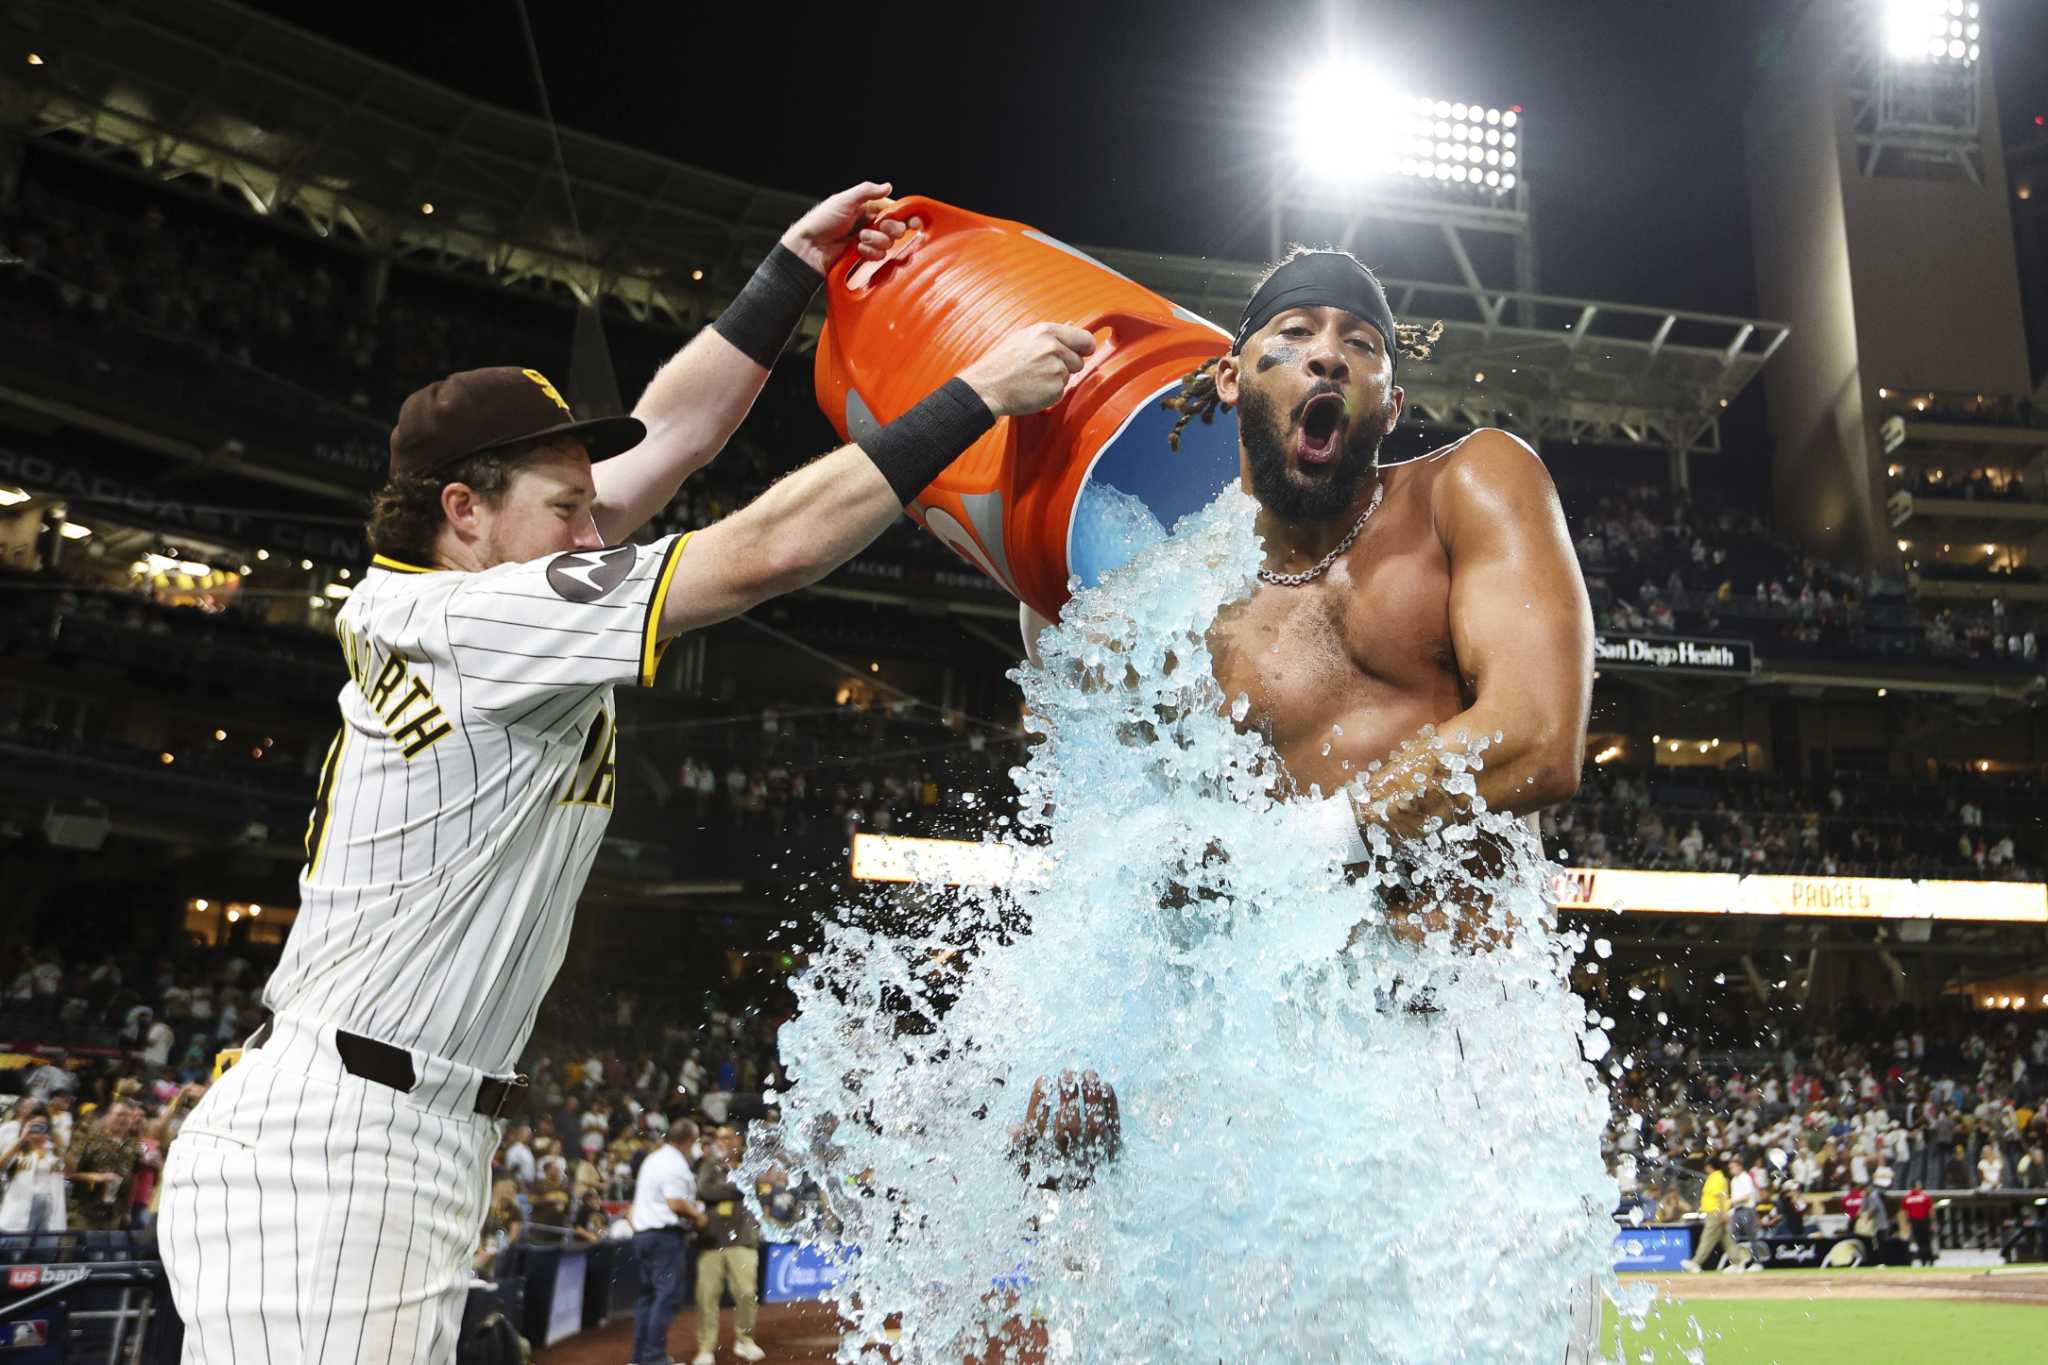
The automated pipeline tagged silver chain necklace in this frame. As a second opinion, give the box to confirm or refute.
[1258,478,1384,587]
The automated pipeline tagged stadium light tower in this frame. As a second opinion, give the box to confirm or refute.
[1270,65,1533,297]
[1747,0,2027,565]
[1857,0,1986,180]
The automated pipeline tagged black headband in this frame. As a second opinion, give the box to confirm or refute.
[1233,252,1400,369]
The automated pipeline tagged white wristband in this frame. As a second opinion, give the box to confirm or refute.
[1312,791,1371,865]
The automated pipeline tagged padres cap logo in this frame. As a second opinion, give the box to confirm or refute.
[545,546,637,603]
[521,369,573,415]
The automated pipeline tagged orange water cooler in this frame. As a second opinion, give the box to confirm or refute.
[814,197,1243,623]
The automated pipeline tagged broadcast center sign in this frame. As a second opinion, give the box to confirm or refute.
[1594,634,1755,676]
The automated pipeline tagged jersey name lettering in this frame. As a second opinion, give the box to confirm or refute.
[359,647,453,759]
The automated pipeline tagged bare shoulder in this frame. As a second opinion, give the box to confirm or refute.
[1437,427,1553,497]
[1414,428,1560,538]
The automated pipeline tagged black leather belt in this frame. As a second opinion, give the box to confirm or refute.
[246,1022,526,1119]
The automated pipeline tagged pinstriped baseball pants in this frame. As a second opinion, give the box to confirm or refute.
[159,1015,499,1364]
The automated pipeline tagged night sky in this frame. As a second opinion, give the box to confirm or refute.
[242,0,2048,492]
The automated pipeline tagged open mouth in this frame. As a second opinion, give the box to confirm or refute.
[1296,393,1346,464]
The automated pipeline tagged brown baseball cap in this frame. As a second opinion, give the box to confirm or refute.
[388,366,646,481]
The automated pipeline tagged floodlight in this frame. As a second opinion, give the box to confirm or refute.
[1288,73,1522,198]
[1882,0,1983,66]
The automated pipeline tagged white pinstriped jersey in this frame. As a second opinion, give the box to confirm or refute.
[262,534,689,1075]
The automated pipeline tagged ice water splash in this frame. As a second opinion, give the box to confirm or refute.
[755,487,1624,1362]
[1066,478,1170,591]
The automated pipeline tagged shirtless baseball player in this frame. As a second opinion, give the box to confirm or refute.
[1016,247,1600,1357]
[156,181,1097,1365]
[1023,248,1591,1017]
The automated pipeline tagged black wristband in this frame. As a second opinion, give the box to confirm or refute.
[711,243,823,368]
[860,378,997,505]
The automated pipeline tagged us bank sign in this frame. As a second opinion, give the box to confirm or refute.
[1594,634,1755,676]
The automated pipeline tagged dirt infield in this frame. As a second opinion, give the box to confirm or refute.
[538,1302,867,1364]
[1627,1266,2048,1306]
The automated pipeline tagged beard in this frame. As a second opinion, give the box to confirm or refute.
[1236,378,1386,523]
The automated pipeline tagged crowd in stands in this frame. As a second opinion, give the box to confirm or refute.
[1545,764,2044,881]
[0,939,804,1248]
[11,930,2048,1273]
[6,153,2043,663]
[1604,999,2048,1258]
[0,945,260,1235]
[1565,483,2040,669]
[660,701,1022,865]
[0,165,636,433]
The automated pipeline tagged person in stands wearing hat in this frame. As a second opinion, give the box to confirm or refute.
[157,177,1099,1365]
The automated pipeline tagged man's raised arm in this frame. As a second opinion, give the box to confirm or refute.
[1355,429,1593,838]
[592,182,909,543]
[656,322,1096,639]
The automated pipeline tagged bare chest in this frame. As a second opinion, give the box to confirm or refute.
[1207,513,1464,789]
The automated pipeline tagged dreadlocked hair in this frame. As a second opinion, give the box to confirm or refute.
[1163,356,1226,452]
[1160,319,1447,452]
[1395,318,1445,362]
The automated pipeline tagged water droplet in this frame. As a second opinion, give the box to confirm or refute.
[1594,938,1612,958]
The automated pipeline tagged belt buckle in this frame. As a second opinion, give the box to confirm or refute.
[488,1073,530,1120]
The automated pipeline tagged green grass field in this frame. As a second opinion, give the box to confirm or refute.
[1600,1270,2044,1363]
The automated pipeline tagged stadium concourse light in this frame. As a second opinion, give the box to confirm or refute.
[1289,67,1518,196]
[1882,0,1982,67]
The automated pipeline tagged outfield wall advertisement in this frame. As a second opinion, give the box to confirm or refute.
[853,836,2046,923]
[1552,867,2045,923]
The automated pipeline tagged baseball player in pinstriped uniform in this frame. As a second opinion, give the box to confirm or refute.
[156,181,1098,1365]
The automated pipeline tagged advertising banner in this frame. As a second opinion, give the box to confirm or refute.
[1553,868,1740,915]
[851,833,1048,887]
[863,842,2046,923]
[1593,634,1755,675]
[1912,880,2048,924]
[1736,875,1923,920]
[1752,1235,1859,1269]
[1554,868,2044,925]
[1610,1224,1693,1272]
[763,1242,858,1304]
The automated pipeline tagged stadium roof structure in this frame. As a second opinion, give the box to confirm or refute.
[0,0,813,329]
[1,0,1785,457]
[1087,246,1787,457]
